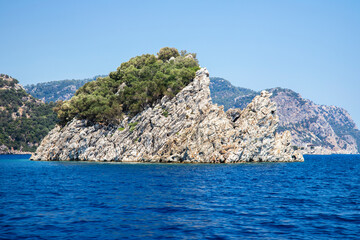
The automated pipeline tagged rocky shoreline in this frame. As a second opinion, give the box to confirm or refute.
[31,68,303,163]
[0,151,33,155]
[0,145,32,155]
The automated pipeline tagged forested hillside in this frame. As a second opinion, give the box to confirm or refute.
[209,77,256,110]
[0,74,57,153]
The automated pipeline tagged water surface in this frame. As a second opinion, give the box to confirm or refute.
[1,154,359,239]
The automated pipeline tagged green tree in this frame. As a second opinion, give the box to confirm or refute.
[55,48,200,125]
[157,47,180,61]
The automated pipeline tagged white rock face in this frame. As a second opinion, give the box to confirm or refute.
[31,68,303,163]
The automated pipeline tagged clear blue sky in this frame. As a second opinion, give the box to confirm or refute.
[1,0,359,127]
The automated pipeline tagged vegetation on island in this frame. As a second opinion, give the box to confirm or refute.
[54,47,200,125]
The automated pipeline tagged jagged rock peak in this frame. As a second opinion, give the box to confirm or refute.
[31,68,303,163]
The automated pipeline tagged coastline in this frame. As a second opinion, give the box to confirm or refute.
[0,152,33,155]
[1,152,358,158]
[29,153,359,163]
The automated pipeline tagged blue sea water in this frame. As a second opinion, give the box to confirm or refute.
[0,155,359,239]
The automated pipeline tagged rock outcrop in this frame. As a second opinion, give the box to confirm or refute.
[209,78,360,155]
[31,68,303,163]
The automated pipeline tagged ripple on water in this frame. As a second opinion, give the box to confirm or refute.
[0,154,360,239]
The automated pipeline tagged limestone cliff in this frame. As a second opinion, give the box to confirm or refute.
[232,88,359,155]
[31,68,303,162]
[209,78,360,155]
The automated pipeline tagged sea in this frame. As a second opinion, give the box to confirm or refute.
[0,154,359,240]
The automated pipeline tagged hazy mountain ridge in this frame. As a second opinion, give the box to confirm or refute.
[24,75,106,103]
[0,74,57,153]
[268,88,359,154]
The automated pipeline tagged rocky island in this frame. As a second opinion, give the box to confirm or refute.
[31,48,303,162]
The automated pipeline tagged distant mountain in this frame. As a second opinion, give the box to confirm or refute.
[0,74,57,153]
[210,77,360,154]
[24,75,106,103]
[209,77,256,110]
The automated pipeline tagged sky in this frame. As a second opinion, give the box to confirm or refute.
[1,0,359,127]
